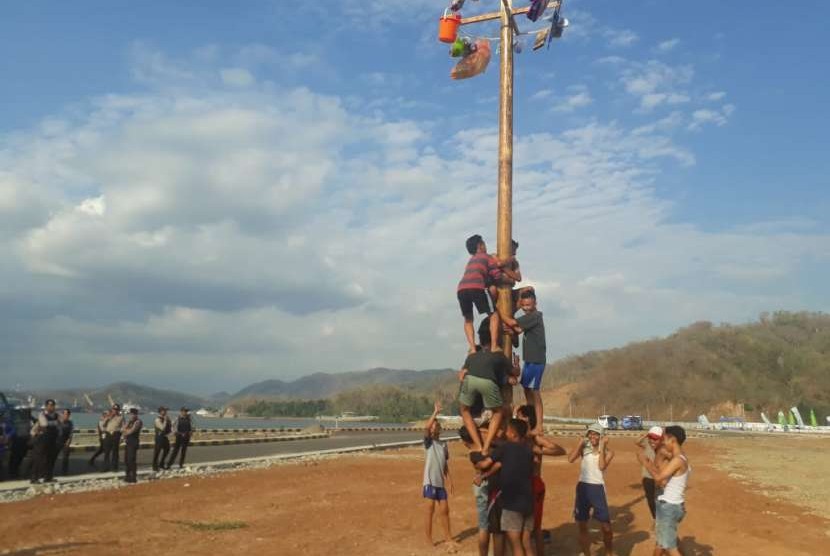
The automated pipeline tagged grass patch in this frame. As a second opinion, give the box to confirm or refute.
[164,519,248,532]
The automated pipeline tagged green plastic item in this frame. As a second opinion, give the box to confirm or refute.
[810,409,818,427]
[450,37,466,57]
[788,411,796,426]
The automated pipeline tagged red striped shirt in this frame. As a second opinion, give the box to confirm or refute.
[457,253,499,292]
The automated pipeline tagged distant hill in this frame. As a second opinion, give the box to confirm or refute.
[230,367,456,401]
[31,381,209,412]
[541,311,830,422]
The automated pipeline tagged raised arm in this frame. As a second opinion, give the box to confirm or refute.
[424,401,441,436]
[598,437,614,470]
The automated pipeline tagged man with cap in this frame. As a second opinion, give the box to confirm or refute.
[30,399,60,484]
[567,423,615,556]
[152,406,172,472]
[103,404,124,471]
[166,407,192,469]
[121,408,143,483]
[636,426,670,520]
[637,426,690,556]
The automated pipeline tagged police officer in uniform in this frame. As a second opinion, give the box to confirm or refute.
[103,404,124,471]
[152,406,172,472]
[121,408,143,483]
[30,399,60,484]
[166,407,192,469]
[57,409,74,475]
[88,410,110,468]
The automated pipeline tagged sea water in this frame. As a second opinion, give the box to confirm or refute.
[69,412,407,430]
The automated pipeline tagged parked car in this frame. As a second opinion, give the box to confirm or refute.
[597,415,619,430]
[622,415,644,430]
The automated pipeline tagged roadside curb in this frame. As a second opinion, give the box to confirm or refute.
[0,436,457,497]
[67,432,330,453]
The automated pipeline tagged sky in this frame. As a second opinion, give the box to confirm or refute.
[1,0,828,395]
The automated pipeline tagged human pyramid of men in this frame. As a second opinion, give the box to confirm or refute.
[421,234,691,556]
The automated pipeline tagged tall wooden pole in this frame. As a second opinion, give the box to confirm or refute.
[496,0,515,356]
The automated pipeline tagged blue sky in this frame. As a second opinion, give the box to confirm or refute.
[1,0,828,394]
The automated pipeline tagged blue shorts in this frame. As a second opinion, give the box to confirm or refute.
[655,500,685,549]
[423,485,448,501]
[574,482,610,523]
[520,362,545,390]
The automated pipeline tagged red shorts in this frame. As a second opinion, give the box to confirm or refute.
[533,475,546,531]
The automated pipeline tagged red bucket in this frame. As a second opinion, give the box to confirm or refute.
[438,10,462,44]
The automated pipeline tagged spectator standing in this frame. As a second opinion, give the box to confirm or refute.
[152,406,172,472]
[30,399,60,484]
[57,409,74,476]
[103,404,124,471]
[121,408,143,483]
[166,407,192,469]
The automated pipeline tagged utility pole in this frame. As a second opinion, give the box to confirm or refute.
[458,1,559,355]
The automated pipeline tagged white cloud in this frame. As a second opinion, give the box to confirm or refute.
[531,89,553,101]
[657,38,680,52]
[607,29,639,47]
[220,68,254,87]
[0,44,824,393]
[706,91,727,102]
[553,86,593,112]
[688,104,735,130]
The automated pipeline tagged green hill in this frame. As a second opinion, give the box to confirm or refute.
[543,311,830,422]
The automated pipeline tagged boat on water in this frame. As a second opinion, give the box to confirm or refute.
[316,411,379,422]
[195,408,221,418]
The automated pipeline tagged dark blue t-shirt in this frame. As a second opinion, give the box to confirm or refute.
[492,441,534,515]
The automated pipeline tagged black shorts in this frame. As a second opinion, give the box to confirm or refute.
[458,289,492,320]
[488,493,504,534]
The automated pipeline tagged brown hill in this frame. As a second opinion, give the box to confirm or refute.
[541,311,830,421]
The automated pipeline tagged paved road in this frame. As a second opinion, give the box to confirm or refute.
[11,430,425,479]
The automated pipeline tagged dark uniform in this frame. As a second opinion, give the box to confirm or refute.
[122,412,143,483]
[30,409,60,483]
[166,411,192,469]
[57,415,74,475]
[152,412,172,471]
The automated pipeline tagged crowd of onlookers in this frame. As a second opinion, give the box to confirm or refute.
[0,400,194,484]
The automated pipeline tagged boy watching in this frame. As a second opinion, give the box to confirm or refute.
[503,291,547,434]
[635,426,670,520]
[422,401,458,550]
[637,426,690,556]
[458,234,502,353]
[568,423,615,556]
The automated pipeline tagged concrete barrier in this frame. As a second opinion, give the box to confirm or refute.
[0,436,460,496]
[67,432,329,453]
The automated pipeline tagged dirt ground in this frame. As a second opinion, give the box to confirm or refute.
[1,433,828,555]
